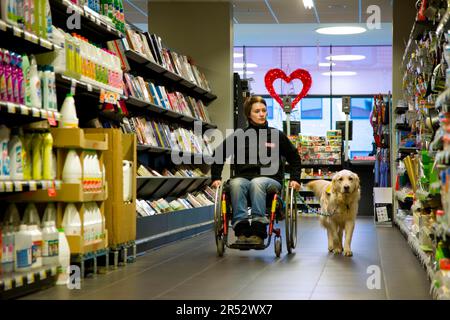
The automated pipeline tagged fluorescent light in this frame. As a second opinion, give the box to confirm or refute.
[325,55,366,61]
[233,62,258,68]
[322,71,357,76]
[235,70,255,75]
[303,0,314,9]
[234,53,244,58]
[319,62,336,67]
[316,26,366,35]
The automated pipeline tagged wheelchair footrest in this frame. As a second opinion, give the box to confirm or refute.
[229,243,266,250]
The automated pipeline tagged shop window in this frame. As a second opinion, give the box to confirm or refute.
[301,98,322,120]
[351,97,373,119]
[266,98,274,120]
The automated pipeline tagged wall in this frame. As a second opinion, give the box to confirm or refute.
[148,1,234,179]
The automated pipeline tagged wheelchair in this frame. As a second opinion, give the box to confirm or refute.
[213,179,298,257]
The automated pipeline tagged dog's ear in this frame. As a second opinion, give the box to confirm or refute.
[354,173,360,190]
[331,173,340,193]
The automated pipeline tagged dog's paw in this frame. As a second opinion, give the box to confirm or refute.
[343,250,353,257]
[328,246,334,252]
[333,248,342,255]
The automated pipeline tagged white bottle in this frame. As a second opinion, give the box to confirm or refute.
[0,125,11,180]
[62,150,82,184]
[3,203,21,229]
[56,227,70,285]
[14,224,32,272]
[28,224,42,268]
[49,69,57,111]
[59,94,79,128]
[8,128,24,181]
[62,203,81,236]
[23,203,41,226]
[41,68,50,110]
[42,202,57,226]
[83,203,92,243]
[42,221,59,266]
[29,56,42,109]
[94,203,103,240]
[1,224,14,273]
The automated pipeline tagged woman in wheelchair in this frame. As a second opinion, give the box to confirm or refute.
[211,96,301,247]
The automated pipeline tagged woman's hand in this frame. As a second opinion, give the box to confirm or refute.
[211,180,222,189]
[289,180,301,191]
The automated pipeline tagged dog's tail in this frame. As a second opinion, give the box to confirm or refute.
[306,180,331,199]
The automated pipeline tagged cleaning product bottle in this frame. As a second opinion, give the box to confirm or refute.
[0,50,6,101]
[4,50,13,102]
[59,94,79,128]
[1,224,14,273]
[42,202,57,225]
[42,0,52,40]
[28,224,42,268]
[21,54,31,107]
[17,55,24,105]
[62,150,82,183]
[14,224,32,272]
[22,133,33,180]
[42,220,58,266]
[4,203,21,229]
[29,56,42,108]
[0,125,11,180]
[31,134,43,180]
[41,66,50,110]
[56,227,70,285]
[8,127,24,181]
[62,203,81,236]
[10,53,19,104]
[83,203,92,243]
[23,203,41,226]
[42,132,53,180]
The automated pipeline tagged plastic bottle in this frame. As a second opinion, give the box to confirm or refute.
[10,53,19,104]
[62,203,81,236]
[21,54,31,107]
[62,150,82,183]
[22,133,33,180]
[1,224,14,273]
[4,50,13,102]
[8,127,24,180]
[43,0,52,40]
[83,203,92,243]
[0,125,11,180]
[29,56,42,108]
[56,228,70,285]
[14,224,32,272]
[42,203,57,226]
[23,203,41,226]
[42,221,58,266]
[59,94,79,128]
[49,67,57,111]
[42,132,53,180]
[16,55,24,105]
[31,134,43,180]
[3,203,21,229]
[0,50,6,101]
[28,224,42,268]
[41,66,49,110]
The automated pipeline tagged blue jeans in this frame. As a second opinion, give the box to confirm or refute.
[229,177,281,229]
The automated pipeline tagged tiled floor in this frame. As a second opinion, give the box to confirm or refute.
[21,216,431,300]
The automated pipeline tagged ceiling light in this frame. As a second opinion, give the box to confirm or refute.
[233,62,258,68]
[319,62,336,67]
[316,26,366,35]
[234,53,244,58]
[303,0,314,9]
[325,55,366,61]
[322,71,357,76]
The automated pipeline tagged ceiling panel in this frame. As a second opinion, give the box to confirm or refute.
[315,0,359,23]
[233,1,275,23]
[269,0,316,23]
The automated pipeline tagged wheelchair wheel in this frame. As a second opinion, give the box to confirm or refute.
[214,184,225,254]
[217,237,225,257]
[275,237,282,257]
[284,187,292,254]
[290,188,298,249]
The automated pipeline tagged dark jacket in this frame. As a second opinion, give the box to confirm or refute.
[210,122,301,183]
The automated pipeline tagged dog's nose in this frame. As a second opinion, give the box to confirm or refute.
[344,185,350,191]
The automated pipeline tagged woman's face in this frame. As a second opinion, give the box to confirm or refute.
[249,102,267,125]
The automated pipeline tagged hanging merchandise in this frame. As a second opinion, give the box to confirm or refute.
[0,125,11,180]
[62,203,81,236]
[59,94,79,128]
[8,127,24,181]
[62,149,82,183]
[41,220,58,266]
[56,228,70,285]
[22,203,41,226]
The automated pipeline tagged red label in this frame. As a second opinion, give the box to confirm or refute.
[47,181,56,197]
[48,113,57,126]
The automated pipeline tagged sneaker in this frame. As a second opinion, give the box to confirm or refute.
[236,235,248,244]
[246,235,263,245]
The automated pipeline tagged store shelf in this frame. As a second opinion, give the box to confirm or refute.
[124,96,217,129]
[302,164,342,168]
[67,232,108,255]
[137,176,210,199]
[0,265,58,300]
[49,0,123,42]
[50,128,108,150]
[0,19,61,54]
[398,147,419,154]
[0,101,60,125]
[0,180,62,193]
[125,50,217,105]
[402,20,437,67]
[136,144,212,161]
[55,73,123,97]
[137,144,171,152]
[4,183,107,202]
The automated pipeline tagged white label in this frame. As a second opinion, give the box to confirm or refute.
[27,273,35,284]
[14,181,23,192]
[15,276,23,287]
[20,105,29,115]
[41,181,48,190]
[29,181,37,191]
[32,107,41,117]
[87,84,92,92]
[39,270,47,280]
[24,32,39,44]
[40,39,52,49]
[7,102,15,113]
[41,110,48,118]
[13,26,22,37]
[5,181,13,192]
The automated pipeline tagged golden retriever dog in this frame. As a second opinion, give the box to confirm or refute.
[306,170,360,257]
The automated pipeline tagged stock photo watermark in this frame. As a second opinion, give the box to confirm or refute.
[366,265,382,290]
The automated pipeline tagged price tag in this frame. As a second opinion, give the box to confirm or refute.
[48,181,56,197]
[14,276,23,288]
[70,79,77,95]
[32,107,41,117]
[39,270,47,280]
[0,182,4,192]
[13,26,22,37]
[14,181,23,192]
[87,84,93,92]
[29,181,37,191]
[4,279,12,291]
[27,273,35,284]
[48,112,57,126]
[40,39,52,49]
[7,102,15,113]
[5,181,13,192]
[0,20,7,31]
[20,105,29,115]
[40,109,48,118]
[24,31,39,44]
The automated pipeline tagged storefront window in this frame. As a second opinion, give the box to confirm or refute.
[301,98,322,120]
[351,97,373,119]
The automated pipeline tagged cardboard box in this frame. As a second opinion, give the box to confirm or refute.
[85,129,137,247]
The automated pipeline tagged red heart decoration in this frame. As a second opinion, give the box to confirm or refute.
[264,68,312,109]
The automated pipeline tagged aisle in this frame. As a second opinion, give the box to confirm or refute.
[22,217,431,300]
